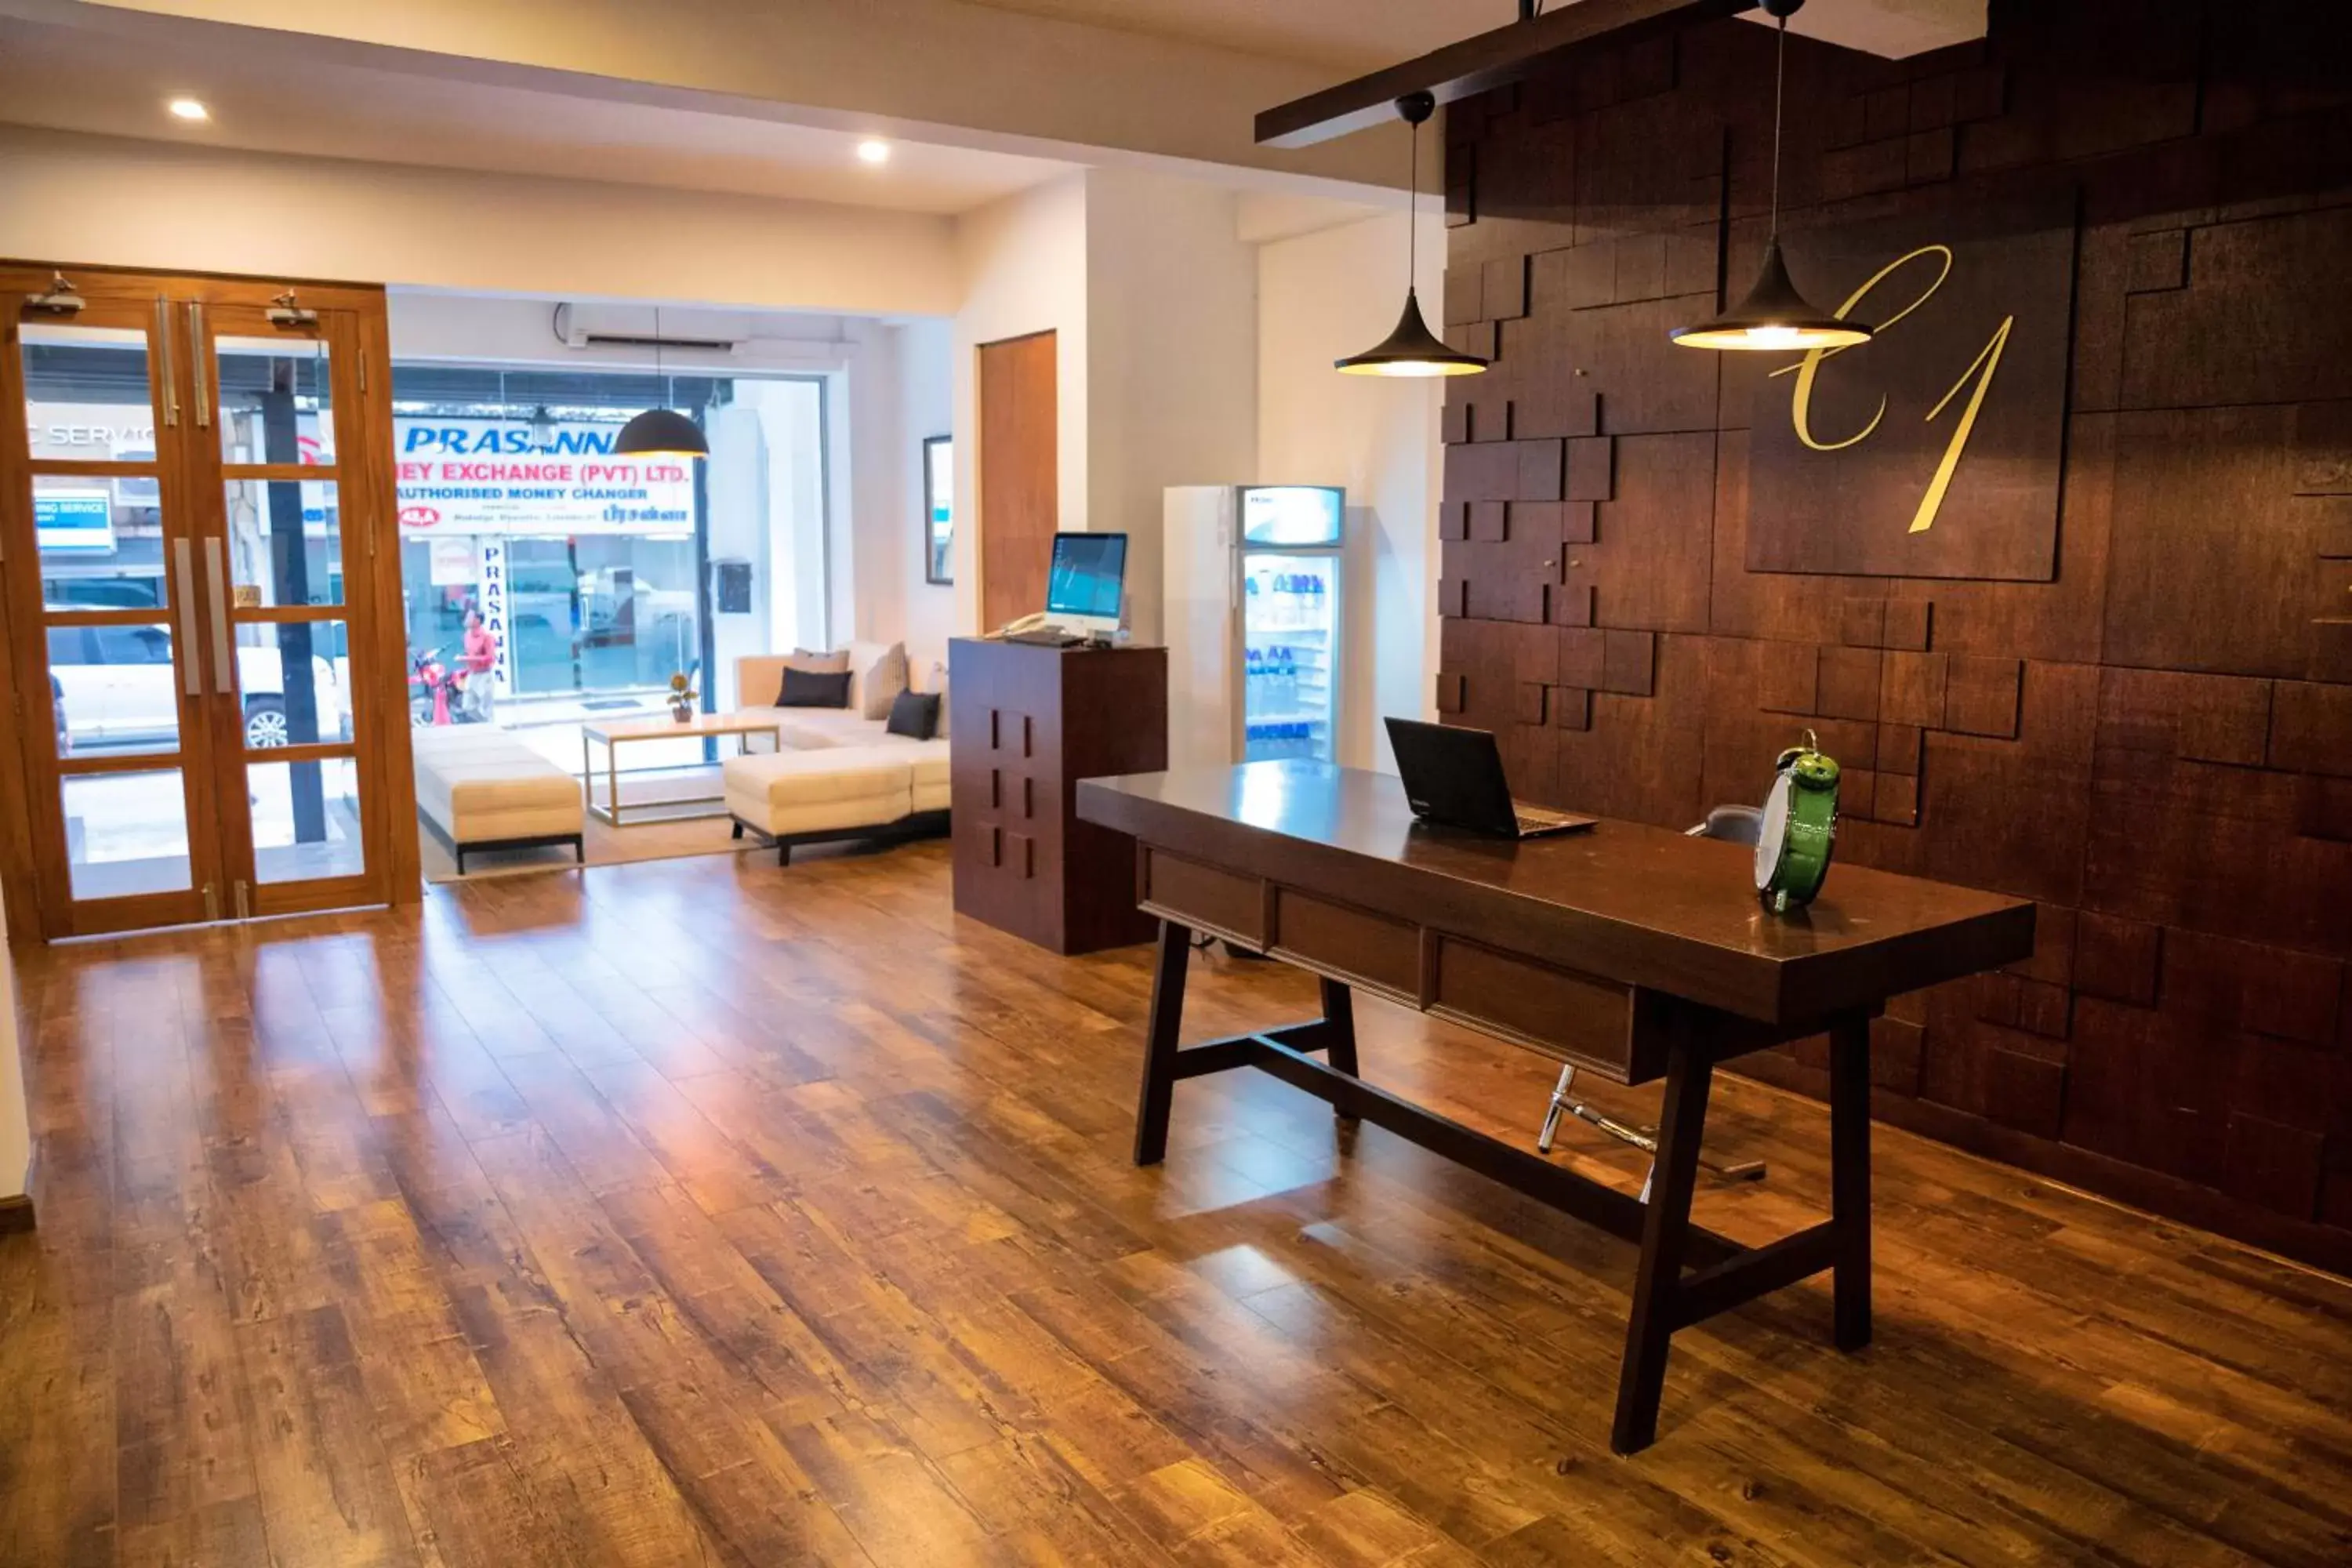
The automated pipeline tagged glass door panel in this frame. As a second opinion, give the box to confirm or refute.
[21,322,155,459]
[1241,551,1338,763]
[34,472,168,606]
[249,757,365,884]
[226,477,345,606]
[215,334,336,465]
[61,768,194,900]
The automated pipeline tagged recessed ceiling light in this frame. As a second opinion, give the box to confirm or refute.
[167,97,209,122]
[856,139,890,165]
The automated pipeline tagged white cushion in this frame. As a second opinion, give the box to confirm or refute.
[723,746,914,835]
[848,640,908,719]
[775,708,890,748]
[722,747,910,805]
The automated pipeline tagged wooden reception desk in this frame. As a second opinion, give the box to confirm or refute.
[1077,760,2034,1453]
[948,637,1167,955]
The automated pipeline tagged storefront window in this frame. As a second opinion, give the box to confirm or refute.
[390,363,824,777]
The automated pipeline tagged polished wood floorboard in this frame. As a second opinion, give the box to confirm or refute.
[3,843,2350,1566]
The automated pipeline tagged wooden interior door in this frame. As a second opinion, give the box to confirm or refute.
[1,280,225,934]
[0,263,409,937]
[186,285,400,920]
[978,329,1058,632]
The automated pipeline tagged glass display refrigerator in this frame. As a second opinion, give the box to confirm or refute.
[1161,485,1345,769]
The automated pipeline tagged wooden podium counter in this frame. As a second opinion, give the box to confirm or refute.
[948,637,1167,954]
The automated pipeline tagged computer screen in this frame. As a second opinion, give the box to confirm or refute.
[1044,532,1127,619]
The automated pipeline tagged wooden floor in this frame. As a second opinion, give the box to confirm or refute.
[3,845,2350,1567]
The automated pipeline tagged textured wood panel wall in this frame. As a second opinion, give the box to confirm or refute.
[1436,0,2352,1272]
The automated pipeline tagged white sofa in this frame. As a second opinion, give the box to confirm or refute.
[413,724,585,874]
[720,649,950,863]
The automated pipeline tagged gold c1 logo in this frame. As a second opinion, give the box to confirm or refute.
[1768,242,2016,536]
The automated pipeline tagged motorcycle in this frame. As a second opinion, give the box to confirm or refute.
[408,644,469,727]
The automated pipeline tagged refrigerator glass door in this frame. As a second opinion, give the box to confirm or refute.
[1241,550,1338,763]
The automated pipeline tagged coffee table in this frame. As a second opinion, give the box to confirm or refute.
[581,711,782,827]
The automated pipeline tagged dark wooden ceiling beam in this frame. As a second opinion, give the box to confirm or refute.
[1255,0,1757,147]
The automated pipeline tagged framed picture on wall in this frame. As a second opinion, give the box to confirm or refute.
[922,434,953,584]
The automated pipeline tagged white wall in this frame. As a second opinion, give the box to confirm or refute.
[0,125,958,316]
[1256,210,1446,771]
[949,173,1089,635]
[1084,169,1259,646]
[849,318,955,670]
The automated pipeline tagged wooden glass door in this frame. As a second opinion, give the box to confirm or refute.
[1,265,401,936]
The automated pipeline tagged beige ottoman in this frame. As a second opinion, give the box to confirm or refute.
[722,747,914,864]
[413,725,585,874]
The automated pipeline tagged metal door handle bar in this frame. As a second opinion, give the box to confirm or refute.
[172,539,201,697]
[187,302,211,427]
[203,536,234,697]
[1538,1062,1766,1185]
[155,297,180,426]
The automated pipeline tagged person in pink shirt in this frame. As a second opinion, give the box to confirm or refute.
[459,608,497,723]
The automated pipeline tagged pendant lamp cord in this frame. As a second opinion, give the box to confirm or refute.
[1406,114,1419,295]
[655,304,670,411]
[1769,13,1787,241]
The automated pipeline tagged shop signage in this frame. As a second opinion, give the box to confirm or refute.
[476,538,514,696]
[34,488,114,553]
[395,417,696,536]
[427,536,477,586]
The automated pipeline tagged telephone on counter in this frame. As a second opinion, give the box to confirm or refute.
[991,612,1087,647]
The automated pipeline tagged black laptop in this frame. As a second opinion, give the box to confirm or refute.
[1385,718,1596,840]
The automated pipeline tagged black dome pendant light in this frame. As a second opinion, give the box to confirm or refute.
[613,304,711,458]
[1336,91,1489,378]
[1671,0,1873,352]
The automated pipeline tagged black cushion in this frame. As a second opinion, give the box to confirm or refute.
[885,688,940,741]
[778,668,851,707]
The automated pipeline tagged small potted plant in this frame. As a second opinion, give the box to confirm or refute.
[666,671,698,723]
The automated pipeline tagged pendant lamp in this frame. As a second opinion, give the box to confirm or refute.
[1337,92,1488,378]
[614,306,711,458]
[1671,0,1872,352]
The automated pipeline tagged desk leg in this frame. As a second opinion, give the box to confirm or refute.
[1134,920,1191,1166]
[1610,1039,1714,1455]
[1830,1012,1873,1351]
[1319,978,1359,1077]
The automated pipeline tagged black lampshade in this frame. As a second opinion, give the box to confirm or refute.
[1669,238,1873,352]
[1670,0,1873,354]
[1336,288,1489,378]
[612,406,710,458]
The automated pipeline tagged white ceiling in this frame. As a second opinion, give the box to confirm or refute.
[967,0,1987,71]
[0,14,1080,214]
[965,0,1530,74]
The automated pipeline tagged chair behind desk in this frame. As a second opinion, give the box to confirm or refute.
[1536,802,1772,1185]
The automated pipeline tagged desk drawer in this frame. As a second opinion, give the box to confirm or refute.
[1432,935,1639,1079]
[1271,889,1419,1005]
[1141,849,1265,946]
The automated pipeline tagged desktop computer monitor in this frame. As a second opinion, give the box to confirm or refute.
[1044,532,1127,633]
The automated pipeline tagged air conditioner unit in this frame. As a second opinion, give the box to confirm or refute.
[553,303,745,354]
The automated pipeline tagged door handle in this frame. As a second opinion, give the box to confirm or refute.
[154,297,180,427]
[187,302,211,428]
[173,539,201,698]
[204,536,234,699]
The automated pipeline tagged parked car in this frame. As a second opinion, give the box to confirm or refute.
[47,624,350,750]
